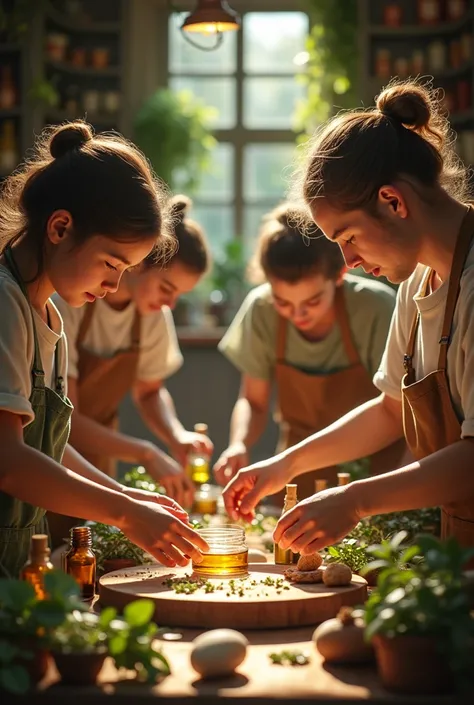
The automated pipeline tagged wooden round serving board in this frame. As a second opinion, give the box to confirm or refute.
[99,562,367,629]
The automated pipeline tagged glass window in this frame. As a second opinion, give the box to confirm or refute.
[168,13,237,74]
[243,12,309,74]
[194,143,234,202]
[169,77,236,129]
[190,204,234,258]
[243,78,305,129]
[243,143,296,201]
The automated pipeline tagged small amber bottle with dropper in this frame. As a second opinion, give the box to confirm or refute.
[274,484,299,565]
[65,526,96,602]
[21,533,54,600]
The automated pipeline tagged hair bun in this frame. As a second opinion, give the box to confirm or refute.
[273,202,319,237]
[170,194,192,224]
[49,121,93,159]
[376,82,431,130]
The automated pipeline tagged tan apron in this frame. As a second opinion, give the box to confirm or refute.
[402,206,474,564]
[47,301,141,548]
[273,285,406,503]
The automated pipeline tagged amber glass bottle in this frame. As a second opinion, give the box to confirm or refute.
[274,484,299,565]
[65,526,96,601]
[21,534,53,599]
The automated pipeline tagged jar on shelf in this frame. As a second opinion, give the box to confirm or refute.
[394,57,409,78]
[411,49,425,74]
[450,39,462,69]
[82,89,100,113]
[192,525,248,577]
[91,47,110,69]
[427,40,447,71]
[375,49,391,79]
[70,47,87,67]
[0,66,17,110]
[417,0,442,25]
[457,79,471,112]
[446,0,467,21]
[45,32,69,62]
[103,90,120,114]
[383,4,402,27]
[461,32,472,62]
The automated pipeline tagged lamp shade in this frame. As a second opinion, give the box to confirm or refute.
[181,1,240,34]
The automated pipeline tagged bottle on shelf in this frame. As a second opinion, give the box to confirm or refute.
[0,120,19,174]
[315,478,328,493]
[20,534,54,600]
[337,472,351,486]
[274,484,299,565]
[65,526,96,602]
[186,423,211,485]
[0,66,17,110]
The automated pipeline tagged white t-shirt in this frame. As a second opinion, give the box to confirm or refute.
[54,296,183,383]
[374,241,474,439]
[0,264,67,427]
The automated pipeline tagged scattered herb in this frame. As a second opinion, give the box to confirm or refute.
[269,650,310,666]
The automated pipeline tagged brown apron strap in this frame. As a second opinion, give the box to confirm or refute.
[77,301,96,347]
[335,285,360,366]
[131,308,141,350]
[437,205,474,371]
[404,267,432,375]
[276,315,287,362]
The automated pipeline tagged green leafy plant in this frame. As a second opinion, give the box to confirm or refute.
[100,600,170,684]
[50,610,108,655]
[364,532,474,684]
[134,88,217,193]
[123,465,158,493]
[349,507,441,546]
[86,521,153,575]
[325,538,370,573]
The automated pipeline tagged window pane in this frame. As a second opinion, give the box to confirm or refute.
[243,204,279,257]
[243,77,304,129]
[190,204,234,258]
[194,143,234,202]
[243,12,309,74]
[243,143,296,201]
[168,13,237,74]
[170,76,236,129]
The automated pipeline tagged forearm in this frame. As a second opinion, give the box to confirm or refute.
[69,410,147,464]
[62,443,125,492]
[229,397,267,449]
[136,387,184,448]
[352,439,474,517]
[285,394,403,477]
[0,443,129,525]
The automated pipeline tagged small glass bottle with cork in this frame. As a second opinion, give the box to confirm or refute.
[274,484,299,565]
[186,423,211,485]
[21,533,54,600]
[65,526,96,602]
[337,472,351,486]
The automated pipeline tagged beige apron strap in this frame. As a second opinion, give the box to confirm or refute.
[77,301,96,347]
[276,315,288,362]
[437,206,474,371]
[335,285,360,366]
[131,308,141,351]
[403,267,432,379]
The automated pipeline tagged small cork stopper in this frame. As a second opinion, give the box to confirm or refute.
[285,484,297,500]
[194,423,208,434]
[315,479,328,493]
[337,473,351,486]
[31,534,49,556]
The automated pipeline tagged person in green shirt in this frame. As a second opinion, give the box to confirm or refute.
[214,203,405,503]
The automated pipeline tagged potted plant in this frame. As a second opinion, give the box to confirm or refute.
[209,239,248,326]
[133,88,216,193]
[87,520,153,576]
[0,570,85,694]
[363,531,474,695]
[50,610,108,685]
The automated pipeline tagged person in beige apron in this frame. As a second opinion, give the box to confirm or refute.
[222,80,474,563]
[0,119,209,571]
[52,195,214,546]
[216,202,406,504]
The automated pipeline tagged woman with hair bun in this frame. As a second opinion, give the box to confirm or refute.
[0,120,210,576]
[223,79,474,563]
[54,193,213,541]
[215,201,402,504]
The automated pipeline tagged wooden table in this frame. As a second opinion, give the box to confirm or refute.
[6,624,465,704]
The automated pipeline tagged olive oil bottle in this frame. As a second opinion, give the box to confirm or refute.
[186,423,211,485]
[21,534,54,600]
[274,484,299,565]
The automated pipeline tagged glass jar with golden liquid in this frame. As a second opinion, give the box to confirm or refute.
[21,534,53,600]
[186,423,211,485]
[65,526,96,602]
[274,484,299,565]
[192,483,219,515]
[192,525,248,577]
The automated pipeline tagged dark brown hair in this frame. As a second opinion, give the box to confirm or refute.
[144,194,210,274]
[0,120,172,277]
[249,203,344,284]
[300,79,471,213]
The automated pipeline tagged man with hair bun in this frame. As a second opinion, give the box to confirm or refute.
[215,202,404,504]
[223,79,474,565]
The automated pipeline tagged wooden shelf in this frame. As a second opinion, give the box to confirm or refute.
[369,13,473,37]
[45,109,120,125]
[0,42,21,53]
[450,109,474,126]
[0,107,22,119]
[46,5,121,34]
[45,60,121,77]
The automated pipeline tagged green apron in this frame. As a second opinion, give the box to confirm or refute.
[0,248,73,578]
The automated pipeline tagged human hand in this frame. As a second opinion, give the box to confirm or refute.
[223,455,291,522]
[273,486,361,555]
[121,486,189,524]
[213,442,249,486]
[121,499,210,568]
[141,442,195,508]
[171,429,214,467]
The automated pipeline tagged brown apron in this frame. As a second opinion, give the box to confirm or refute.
[272,286,406,504]
[402,205,474,564]
[47,300,141,547]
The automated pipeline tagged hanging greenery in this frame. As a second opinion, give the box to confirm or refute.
[294,0,359,138]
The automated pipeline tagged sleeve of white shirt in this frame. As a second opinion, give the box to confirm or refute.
[373,281,410,401]
[137,307,183,382]
[54,297,84,380]
[0,277,37,426]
